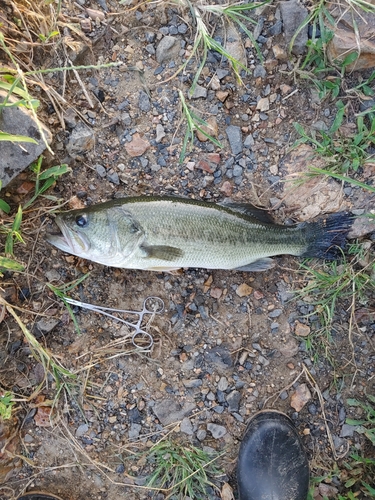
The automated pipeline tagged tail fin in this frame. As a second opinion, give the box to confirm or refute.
[300,212,354,260]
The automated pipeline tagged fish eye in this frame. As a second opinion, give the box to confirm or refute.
[75,214,88,228]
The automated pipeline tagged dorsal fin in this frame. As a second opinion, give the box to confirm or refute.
[219,201,275,224]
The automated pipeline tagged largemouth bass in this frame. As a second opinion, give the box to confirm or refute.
[46,196,352,272]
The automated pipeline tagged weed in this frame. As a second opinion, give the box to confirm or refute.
[295,241,375,349]
[203,2,266,61]
[178,90,222,162]
[38,30,60,44]
[0,73,40,111]
[1,298,77,393]
[0,181,10,214]
[346,394,375,446]
[307,167,375,194]
[2,205,24,257]
[299,4,335,73]
[0,75,41,144]
[0,158,69,273]
[1,180,24,266]
[47,273,91,335]
[186,5,247,94]
[0,130,38,144]
[160,1,267,93]
[0,255,24,273]
[340,453,375,498]
[0,391,14,420]
[308,394,375,498]
[349,69,375,100]
[0,31,119,150]
[293,100,375,174]
[291,0,375,102]
[289,0,345,102]
[146,439,222,499]
[23,156,70,209]
[339,395,375,497]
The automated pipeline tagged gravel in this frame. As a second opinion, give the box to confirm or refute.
[4,3,375,499]
[207,423,227,439]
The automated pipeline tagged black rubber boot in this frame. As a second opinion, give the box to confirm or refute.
[237,410,309,500]
[17,492,64,500]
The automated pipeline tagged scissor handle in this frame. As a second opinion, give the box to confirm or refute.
[132,330,154,349]
[143,296,165,314]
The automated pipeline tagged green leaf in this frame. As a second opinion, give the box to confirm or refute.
[332,84,340,99]
[0,98,40,110]
[293,122,305,135]
[38,164,70,180]
[0,81,40,111]
[0,199,11,213]
[362,84,374,96]
[0,396,13,419]
[0,80,28,99]
[0,131,38,144]
[344,477,357,488]
[12,205,23,232]
[0,256,24,272]
[362,481,375,495]
[353,132,364,146]
[341,51,359,68]
[330,101,345,133]
[352,158,360,171]
[364,429,375,445]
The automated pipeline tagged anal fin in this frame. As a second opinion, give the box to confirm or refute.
[234,258,275,272]
[145,266,183,274]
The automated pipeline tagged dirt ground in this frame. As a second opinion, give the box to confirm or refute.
[1,1,375,499]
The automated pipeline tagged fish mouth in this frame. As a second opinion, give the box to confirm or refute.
[46,218,90,254]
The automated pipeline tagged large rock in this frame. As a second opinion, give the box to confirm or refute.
[327,0,375,71]
[156,36,180,64]
[280,0,308,56]
[66,122,95,158]
[280,144,375,237]
[0,91,52,188]
[153,399,196,426]
[280,144,346,219]
[225,23,247,71]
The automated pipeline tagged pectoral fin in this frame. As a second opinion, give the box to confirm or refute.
[140,244,184,262]
[235,258,275,272]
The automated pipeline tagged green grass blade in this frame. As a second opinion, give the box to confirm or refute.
[0,131,38,143]
[0,199,11,213]
[309,167,375,193]
[362,481,375,495]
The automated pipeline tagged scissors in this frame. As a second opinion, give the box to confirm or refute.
[64,296,164,349]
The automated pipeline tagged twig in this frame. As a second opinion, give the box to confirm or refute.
[282,88,299,101]
[303,364,338,462]
[67,58,94,108]
[262,367,305,408]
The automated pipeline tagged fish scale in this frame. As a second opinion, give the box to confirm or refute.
[125,201,293,269]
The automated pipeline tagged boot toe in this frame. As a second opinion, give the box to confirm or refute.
[17,492,64,500]
[237,410,309,500]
